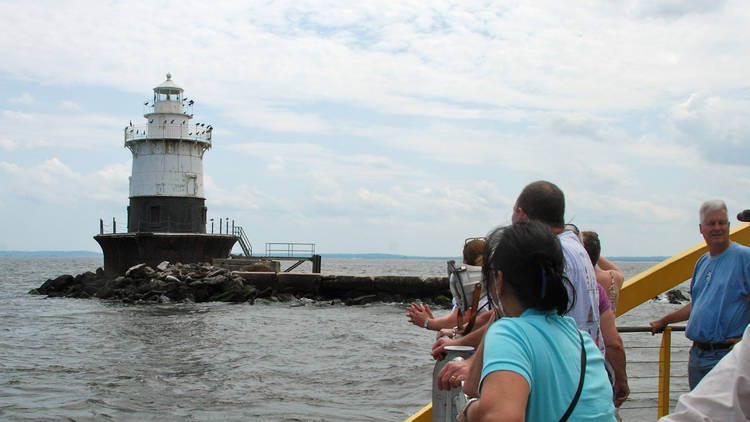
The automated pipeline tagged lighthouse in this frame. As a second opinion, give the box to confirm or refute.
[125,73,210,233]
[95,74,236,277]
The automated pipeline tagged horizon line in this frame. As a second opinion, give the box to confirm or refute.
[0,250,668,261]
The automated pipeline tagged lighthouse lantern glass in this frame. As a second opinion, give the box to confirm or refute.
[155,90,181,102]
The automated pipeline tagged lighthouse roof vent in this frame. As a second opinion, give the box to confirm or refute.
[154,73,182,92]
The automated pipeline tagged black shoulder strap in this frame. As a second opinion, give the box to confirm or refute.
[559,330,586,422]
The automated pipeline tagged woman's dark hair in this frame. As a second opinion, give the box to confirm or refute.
[482,221,573,315]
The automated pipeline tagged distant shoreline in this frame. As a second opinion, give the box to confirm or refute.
[320,253,666,262]
[0,251,103,257]
[0,250,667,262]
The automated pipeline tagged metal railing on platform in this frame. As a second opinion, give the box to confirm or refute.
[263,243,320,273]
[265,243,316,257]
[99,218,127,234]
[123,124,212,145]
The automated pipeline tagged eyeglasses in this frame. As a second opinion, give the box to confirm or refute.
[465,237,485,245]
[563,223,581,236]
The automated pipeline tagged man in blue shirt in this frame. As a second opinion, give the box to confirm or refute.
[650,200,750,389]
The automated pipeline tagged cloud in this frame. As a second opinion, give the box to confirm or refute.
[0,158,128,204]
[1,1,750,255]
[0,109,127,150]
[0,137,17,151]
[3,0,749,123]
[541,114,625,144]
[625,0,727,19]
[59,100,81,111]
[669,92,750,165]
[226,141,424,183]
[574,189,691,222]
[226,106,331,133]
[9,92,35,104]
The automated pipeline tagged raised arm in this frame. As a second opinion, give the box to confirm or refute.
[597,257,624,290]
[406,303,459,331]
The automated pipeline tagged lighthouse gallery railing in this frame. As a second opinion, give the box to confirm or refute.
[124,124,212,145]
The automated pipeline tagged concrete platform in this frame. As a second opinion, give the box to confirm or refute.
[95,232,237,277]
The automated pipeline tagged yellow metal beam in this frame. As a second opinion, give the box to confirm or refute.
[617,223,750,317]
[403,403,432,422]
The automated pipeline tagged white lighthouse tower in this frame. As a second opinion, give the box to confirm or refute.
[124,73,212,233]
[95,73,236,277]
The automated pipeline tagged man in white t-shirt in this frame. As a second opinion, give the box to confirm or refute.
[510,181,602,352]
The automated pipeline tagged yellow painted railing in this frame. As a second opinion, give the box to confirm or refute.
[657,327,673,418]
[404,222,750,422]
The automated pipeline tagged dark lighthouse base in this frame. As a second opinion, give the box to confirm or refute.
[95,232,238,277]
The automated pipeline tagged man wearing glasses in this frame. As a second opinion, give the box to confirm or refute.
[650,200,750,389]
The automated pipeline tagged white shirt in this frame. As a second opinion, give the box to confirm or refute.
[558,230,603,354]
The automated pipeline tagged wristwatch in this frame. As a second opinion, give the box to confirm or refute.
[423,319,430,329]
[462,397,479,421]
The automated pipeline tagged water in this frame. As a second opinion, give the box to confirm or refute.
[0,257,689,421]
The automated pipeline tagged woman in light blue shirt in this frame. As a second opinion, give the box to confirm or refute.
[460,222,614,422]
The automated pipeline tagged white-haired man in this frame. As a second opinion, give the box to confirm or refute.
[650,200,750,389]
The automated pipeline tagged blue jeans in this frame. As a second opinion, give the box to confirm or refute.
[688,345,730,390]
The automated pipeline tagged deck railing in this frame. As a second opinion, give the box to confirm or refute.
[616,326,688,420]
[264,243,320,273]
[265,242,316,257]
[123,124,212,145]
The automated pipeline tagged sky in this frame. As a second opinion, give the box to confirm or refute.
[0,0,749,257]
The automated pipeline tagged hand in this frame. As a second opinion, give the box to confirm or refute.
[405,302,434,328]
[614,379,630,407]
[431,336,456,361]
[649,319,666,335]
[437,328,454,339]
[437,359,469,391]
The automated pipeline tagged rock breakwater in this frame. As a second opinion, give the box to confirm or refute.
[30,261,451,306]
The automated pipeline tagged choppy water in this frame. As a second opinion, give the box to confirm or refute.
[0,257,690,421]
